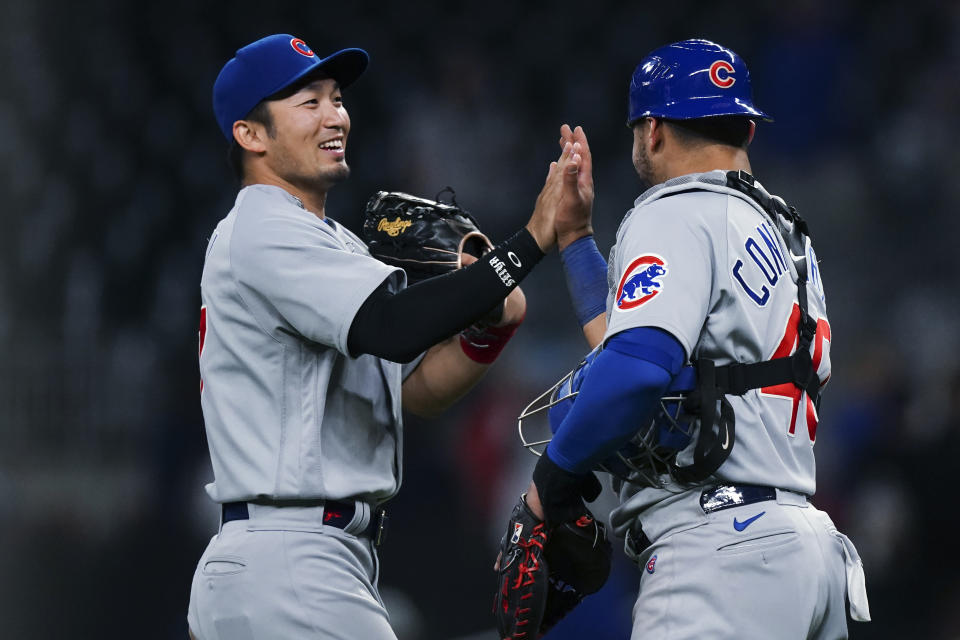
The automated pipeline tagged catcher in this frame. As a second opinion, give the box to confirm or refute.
[496,39,870,640]
[189,33,590,640]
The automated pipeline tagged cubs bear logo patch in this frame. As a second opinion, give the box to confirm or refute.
[616,254,668,311]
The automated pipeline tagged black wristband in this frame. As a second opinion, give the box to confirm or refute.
[479,228,544,290]
[532,453,602,528]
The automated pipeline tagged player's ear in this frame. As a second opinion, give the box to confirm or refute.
[233,120,268,154]
[647,117,664,154]
[746,120,756,146]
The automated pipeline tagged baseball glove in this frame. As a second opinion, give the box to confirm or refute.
[494,496,612,639]
[361,188,494,285]
[541,511,612,634]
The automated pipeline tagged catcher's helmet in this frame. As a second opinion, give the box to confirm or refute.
[627,38,772,126]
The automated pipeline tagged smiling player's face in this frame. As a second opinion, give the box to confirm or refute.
[263,77,352,191]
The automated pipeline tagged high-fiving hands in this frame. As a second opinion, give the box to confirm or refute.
[555,124,595,250]
[525,125,594,253]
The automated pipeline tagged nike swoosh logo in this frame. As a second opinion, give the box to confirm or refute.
[721,428,730,450]
[733,511,766,532]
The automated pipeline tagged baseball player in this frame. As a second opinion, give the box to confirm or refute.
[505,39,871,638]
[187,34,585,640]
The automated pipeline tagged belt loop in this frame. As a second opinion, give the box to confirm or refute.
[774,488,808,507]
[338,500,367,536]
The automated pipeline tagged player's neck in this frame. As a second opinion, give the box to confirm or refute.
[242,173,328,219]
[287,188,328,219]
[659,146,752,183]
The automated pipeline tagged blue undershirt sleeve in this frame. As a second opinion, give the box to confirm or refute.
[559,235,608,326]
[545,327,686,474]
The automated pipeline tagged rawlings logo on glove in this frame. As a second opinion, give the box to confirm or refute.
[361,188,493,285]
[376,217,413,236]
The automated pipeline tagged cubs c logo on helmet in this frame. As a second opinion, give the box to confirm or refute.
[290,38,315,57]
[616,254,668,311]
[709,60,736,88]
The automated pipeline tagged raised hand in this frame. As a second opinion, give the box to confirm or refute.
[526,139,583,253]
[555,124,595,250]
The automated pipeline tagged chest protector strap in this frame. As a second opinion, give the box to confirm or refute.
[673,170,820,485]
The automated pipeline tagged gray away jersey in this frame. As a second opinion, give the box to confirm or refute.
[604,171,830,522]
[199,185,416,505]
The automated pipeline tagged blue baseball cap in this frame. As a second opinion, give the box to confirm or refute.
[213,34,369,141]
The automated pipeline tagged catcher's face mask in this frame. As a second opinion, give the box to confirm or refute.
[517,347,729,488]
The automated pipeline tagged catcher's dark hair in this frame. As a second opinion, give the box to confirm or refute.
[665,116,753,149]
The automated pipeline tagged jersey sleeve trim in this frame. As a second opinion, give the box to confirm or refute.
[334,269,403,356]
[401,351,427,381]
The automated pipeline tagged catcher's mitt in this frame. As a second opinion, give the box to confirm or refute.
[361,188,493,285]
[541,512,612,634]
[494,496,612,639]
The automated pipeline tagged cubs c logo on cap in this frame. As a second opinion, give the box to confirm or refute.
[616,254,668,311]
[290,38,315,57]
[709,60,736,88]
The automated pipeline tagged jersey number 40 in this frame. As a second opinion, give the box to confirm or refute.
[760,303,831,443]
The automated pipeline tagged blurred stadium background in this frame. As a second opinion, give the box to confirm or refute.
[0,0,957,637]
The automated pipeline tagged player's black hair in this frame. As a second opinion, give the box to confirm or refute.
[227,100,275,182]
[665,116,753,149]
